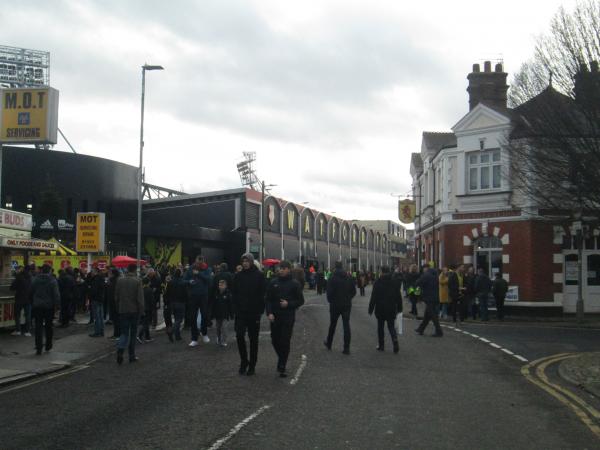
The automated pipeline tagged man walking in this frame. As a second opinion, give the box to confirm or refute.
[185,259,212,346]
[115,264,144,364]
[232,253,266,376]
[89,267,107,337]
[448,264,464,323]
[30,264,61,355]
[58,268,75,328]
[324,261,356,355]
[265,261,304,377]
[475,267,492,321]
[368,267,402,353]
[415,266,443,337]
[492,272,509,321]
[10,265,32,336]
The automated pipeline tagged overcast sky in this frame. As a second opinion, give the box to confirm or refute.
[1,0,577,223]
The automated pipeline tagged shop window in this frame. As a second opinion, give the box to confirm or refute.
[468,150,502,192]
[587,255,600,286]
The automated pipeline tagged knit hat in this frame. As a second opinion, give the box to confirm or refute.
[241,253,255,264]
[279,260,291,269]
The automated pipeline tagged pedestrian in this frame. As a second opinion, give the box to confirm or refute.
[89,267,107,337]
[114,264,144,364]
[185,258,212,346]
[10,265,32,336]
[316,270,326,295]
[358,272,367,297]
[492,272,509,320]
[448,264,465,323]
[291,263,305,289]
[464,266,477,320]
[474,267,492,321]
[58,268,75,328]
[164,268,188,341]
[368,267,402,353]
[107,268,121,339]
[137,277,154,343]
[324,261,356,355]
[30,264,61,355]
[415,266,443,337]
[213,278,234,347]
[265,260,304,377]
[404,264,420,316]
[147,269,162,328]
[210,262,234,325]
[232,253,266,376]
[438,266,450,319]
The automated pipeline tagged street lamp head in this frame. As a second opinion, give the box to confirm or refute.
[143,64,164,71]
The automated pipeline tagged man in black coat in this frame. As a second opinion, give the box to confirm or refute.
[30,264,61,354]
[475,267,492,321]
[265,260,304,377]
[232,253,266,376]
[368,267,402,353]
[10,265,32,336]
[492,272,509,321]
[324,261,356,354]
[415,266,443,337]
[58,268,75,328]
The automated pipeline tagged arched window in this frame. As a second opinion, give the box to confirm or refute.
[474,236,503,276]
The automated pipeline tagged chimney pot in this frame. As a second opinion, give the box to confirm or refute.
[484,61,492,72]
[472,63,480,73]
[495,63,503,73]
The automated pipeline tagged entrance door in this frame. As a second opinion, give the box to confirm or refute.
[562,251,600,313]
[474,236,503,276]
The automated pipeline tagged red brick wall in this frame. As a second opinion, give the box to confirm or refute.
[435,220,560,302]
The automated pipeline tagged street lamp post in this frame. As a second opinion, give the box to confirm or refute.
[260,181,277,266]
[137,64,164,275]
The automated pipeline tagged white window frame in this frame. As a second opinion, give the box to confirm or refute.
[467,149,502,192]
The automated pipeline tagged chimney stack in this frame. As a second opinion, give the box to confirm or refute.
[466,61,509,111]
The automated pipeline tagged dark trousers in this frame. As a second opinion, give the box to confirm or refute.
[377,317,397,348]
[59,296,72,326]
[495,296,505,320]
[235,314,261,368]
[416,303,443,335]
[14,303,32,333]
[33,307,54,351]
[117,313,139,357]
[163,304,173,330]
[190,295,209,340]
[172,303,185,339]
[359,286,365,296]
[326,305,351,350]
[270,314,295,370]
[138,311,151,340]
[409,294,418,315]
[451,296,466,322]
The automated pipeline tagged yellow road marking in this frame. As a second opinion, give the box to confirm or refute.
[521,353,600,439]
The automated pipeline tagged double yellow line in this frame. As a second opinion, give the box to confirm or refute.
[521,353,600,439]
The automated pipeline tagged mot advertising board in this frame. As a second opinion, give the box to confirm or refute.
[76,212,106,253]
[0,87,59,144]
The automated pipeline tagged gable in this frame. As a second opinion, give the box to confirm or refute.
[452,103,511,135]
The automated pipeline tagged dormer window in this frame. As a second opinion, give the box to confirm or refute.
[479,139,486,150]
[468,150,501,191]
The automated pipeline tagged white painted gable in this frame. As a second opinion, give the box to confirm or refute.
[452,103,511,135]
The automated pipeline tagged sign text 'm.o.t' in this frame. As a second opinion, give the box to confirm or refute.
[76,212,106,253]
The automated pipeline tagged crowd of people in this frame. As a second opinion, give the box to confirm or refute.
[8,254,508,376]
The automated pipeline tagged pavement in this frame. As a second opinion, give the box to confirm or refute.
[0,314,117,387]
[559,352,600,397]
[2,288,600,449]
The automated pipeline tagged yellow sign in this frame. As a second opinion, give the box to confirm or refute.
[0,87,59,144]
[398,199,416,224]
[76,212,106,253]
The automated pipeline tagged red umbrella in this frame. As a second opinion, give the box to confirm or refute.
[111,255,148,268]
[262,258,281,267]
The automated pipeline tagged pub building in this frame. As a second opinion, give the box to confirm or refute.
[410,61,600,313]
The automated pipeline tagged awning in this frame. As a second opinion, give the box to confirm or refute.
[47,238,78,256]
[0,236,58,251]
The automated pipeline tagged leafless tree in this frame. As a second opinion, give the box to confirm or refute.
[508,0,600,220]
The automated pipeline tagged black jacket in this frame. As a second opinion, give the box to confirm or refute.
[30,274,61,310]
[212,289,234,320]
[416,268,439,306]
[326,269,356,310]
[447,271,460,300]
[143,286,154,313]
[211,270,234,301]
[475,274,492,298]
[232,266,266,316]
[11,271,32,305]
[265,275,304,317]
[164,276,188,305]
[58,273,75,300]
[368,273,402,319]
[89,274,106,303]
[492,277,509,299]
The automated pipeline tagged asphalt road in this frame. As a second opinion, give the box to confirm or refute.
[2,287,599,450]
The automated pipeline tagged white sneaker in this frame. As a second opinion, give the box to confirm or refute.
[221,342,228,347]
[24,332,32,337]
[189,340,199,347]
[11,330,21,336]
[202,335,210,344]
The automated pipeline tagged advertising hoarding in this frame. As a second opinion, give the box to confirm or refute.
[76,212,106,253]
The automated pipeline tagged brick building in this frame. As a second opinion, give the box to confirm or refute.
[410,61,599,312]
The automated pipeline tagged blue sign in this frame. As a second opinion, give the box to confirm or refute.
[18,112,30,125]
